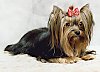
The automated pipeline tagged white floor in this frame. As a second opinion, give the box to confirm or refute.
[0,46,100,72]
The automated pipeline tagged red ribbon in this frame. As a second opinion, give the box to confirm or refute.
[68,7,79,17]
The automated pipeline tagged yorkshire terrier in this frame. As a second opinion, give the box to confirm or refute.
[4,4,96,63]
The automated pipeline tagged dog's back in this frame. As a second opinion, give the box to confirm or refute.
[4,27,49,56]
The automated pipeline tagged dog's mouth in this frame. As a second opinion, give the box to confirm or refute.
[67,30,86,43]
[68,34,86,48]
[69,35,85,42]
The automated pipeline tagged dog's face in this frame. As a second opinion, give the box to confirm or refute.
[62,15,85,43]
[48,4,94,57]
[60,15,88,57]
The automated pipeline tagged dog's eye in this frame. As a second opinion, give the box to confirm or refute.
[65,23,70,26]
[79,22,83,26]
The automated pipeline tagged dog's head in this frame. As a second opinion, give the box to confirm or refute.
[48,4,94,57]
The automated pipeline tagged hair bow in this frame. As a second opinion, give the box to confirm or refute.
[68,6,79,17]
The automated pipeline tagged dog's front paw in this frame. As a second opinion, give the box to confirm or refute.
[65,57,81,64]
[81,54,96,61]
[48,57,81,64]
[48,58,67,63]
[85,50,96,55]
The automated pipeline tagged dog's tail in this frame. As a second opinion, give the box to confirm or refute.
[4,43,24,55]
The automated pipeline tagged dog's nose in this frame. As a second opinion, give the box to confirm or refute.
[75,31,80,35]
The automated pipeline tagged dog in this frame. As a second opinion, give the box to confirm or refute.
[4,4,96,63]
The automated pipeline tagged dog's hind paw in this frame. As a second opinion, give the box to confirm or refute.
[36,56,48,63]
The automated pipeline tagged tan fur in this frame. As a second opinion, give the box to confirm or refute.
[80,4,94,43]
[48,4,95,63]
[48,6,63,48]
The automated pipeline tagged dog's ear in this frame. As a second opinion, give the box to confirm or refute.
[48,6,64,28]
[52,5,61,13]
[48,6,64,48]
[80,4,94,43]
[49,6,64,21]
[80,4,89,10]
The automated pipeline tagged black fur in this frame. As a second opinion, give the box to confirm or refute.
[4,27,67,60]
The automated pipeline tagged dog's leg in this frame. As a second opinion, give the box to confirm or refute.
[4,44,21,55]
[48,57,81,63]
[4,43,28,55]
[36,56,49,63]
[85,50,96,55]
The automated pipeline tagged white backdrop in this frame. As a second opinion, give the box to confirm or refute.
[0,0,99,49]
